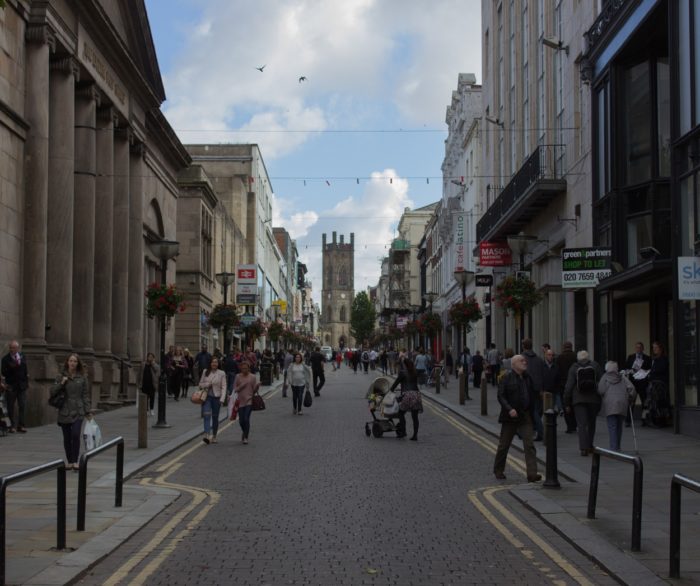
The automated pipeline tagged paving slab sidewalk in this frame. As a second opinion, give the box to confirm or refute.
[420,377,700,585]
[0,379,282,586]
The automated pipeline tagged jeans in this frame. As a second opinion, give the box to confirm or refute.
[313,370,325,395]
[291,385,305,412]
[573,403,600,451]
[6,384,26,428]
[493,413,538,478]
[59,419,83,464]
[238,405,253,439]
[202,395,221,437]
[606,414,625,451]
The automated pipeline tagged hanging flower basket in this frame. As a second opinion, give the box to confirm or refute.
[449,297,483,332]
[207,303,240,330]
[243,319,265,340]
[267,321,285,342]
[418,312,443,336]
[494,275,544,318]
[281,328,297,345]
[144,282,186,320]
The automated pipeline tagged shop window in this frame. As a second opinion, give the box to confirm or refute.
[623,61,652,185]
[682,301,699,407]
[626,214,653,266]
[657,58,671,176]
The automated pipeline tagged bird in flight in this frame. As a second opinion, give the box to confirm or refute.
[298,76,307,83]
[256,65,266,72]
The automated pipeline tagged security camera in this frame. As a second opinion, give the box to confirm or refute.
[639,246,661,260]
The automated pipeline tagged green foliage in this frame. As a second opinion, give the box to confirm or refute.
[449,297,483,332]
[350,291,376,346]
[494,275,544,317]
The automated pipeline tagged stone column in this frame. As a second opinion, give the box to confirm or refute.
[71,83,100,353]
[22,24,54,347]
[111,128,130,358]
[93,106,116,355]
[127,140,145,366]
[46,56,78,350]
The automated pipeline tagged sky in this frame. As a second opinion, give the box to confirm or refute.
[144,0,482,302]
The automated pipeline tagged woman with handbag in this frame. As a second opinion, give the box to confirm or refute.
[233,361,260,444]
[197,356,227,444]
[389,358,423,440]
[287,352,312,415]
[49,354,91,470]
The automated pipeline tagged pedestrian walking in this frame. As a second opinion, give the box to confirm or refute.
[49,354,90,471]
[521,339,545,441]
[414,348,428,386]
[389,358,423,440]
[288,352,312,415]
[556,341,577,434]
[168,346,186,400]
[471,350,484,388]
[309,346,326,396]
[198,356,227,444]
[282,348,294,397]
[379,349,388,375]
[445,347,454,379]
[352,350,361,373]
[493,354,541,482]
[140,352,159,415]
[486,343,501,384]
[335,349,342,371]
[182,348,194,398]
[1,340,29,433]
[361,348,370,373]
[598,361,636,451]
[193,345,211,384]
[233,361,260,444]
[501,348,514,377]
[564,350,603,456]
[542,348,561,414]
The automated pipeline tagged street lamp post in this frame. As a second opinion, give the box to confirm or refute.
[454,268,474,403]
[148,239,180,429]
[215,272,235,355]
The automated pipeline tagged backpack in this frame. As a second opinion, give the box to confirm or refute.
[576,365,597,394]
[362,351,369,362]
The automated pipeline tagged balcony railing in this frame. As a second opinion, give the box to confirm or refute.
[585,0,631,54]
[476,144,567,243]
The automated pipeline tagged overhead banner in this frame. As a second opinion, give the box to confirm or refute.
[453,212,465,271]
[562,248,612,288]
[479,241,512,266]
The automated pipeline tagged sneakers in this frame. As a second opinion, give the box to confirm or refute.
[202,435,210,445]
[211,436,218,444]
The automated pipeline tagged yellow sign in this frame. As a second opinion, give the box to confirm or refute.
[272,300,288,313]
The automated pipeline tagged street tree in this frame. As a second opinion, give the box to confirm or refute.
[350,291,376,346]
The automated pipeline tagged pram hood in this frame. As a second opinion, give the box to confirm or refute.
[366,377,391,399]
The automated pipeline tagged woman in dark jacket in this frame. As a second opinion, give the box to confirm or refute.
[390,358,423,440]
[49,354,91,470]
[140,352,159,416]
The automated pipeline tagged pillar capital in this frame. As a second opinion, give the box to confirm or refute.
[76,82,102,106]
[26,23,56,51]
[50,55,80,80]
[97,104,119,127]
[129,138,146,158]
[115,126,133,142]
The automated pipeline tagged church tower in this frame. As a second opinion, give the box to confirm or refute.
[321,232,355,349]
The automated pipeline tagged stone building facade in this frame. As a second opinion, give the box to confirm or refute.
[0,0,190,422]
[321,232,354,349]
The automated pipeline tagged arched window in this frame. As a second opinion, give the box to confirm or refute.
[338,265,347,286]
[339,305,346,322]
[326,267,333,288]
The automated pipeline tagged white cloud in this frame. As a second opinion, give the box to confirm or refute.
[276,169,415,304]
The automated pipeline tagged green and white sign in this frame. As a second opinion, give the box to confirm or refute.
[562,248,612,288]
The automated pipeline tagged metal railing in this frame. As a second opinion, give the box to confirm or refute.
[669,473,700,578]
[77,437,124,531]
[0,460,67,585]
[587,447,643,552]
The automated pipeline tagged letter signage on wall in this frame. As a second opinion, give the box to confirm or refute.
[561,248,612,288]
[479,242,512,266]
[453,212,465,271]
[678,257,700,299]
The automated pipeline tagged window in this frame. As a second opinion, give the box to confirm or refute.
[340,306,346,322]
[201,206,213,278]
[623,61,652,184]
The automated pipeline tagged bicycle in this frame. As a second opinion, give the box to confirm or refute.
[425,364,448,388]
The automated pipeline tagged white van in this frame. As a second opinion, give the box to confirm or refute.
[320,346,333,361]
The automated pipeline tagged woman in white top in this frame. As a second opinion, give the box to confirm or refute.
[287,352,312,415]
[197,356,227,443]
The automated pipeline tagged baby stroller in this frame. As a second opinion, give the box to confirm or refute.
[364,377,401,438]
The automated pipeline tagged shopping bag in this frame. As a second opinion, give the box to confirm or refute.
[229,397,240,421]
[303,389,313,408]
[83,416,102,451]
[252,393,266,411]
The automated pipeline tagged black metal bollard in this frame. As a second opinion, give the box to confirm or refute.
[543,409,560,489]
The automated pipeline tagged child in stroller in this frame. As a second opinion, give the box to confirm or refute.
[365,377,401,438]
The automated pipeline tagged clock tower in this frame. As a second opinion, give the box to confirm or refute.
[321,232,355,349]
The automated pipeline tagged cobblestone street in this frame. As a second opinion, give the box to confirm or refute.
[76,368,614,586]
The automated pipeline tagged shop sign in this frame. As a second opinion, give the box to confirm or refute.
[562,248,612,288]
[475,274,493,287]
[396,316,408,329]
[479,242,512,266]
[453,212,465,271]
[678,257,700,299]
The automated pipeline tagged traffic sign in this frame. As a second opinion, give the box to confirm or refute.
[475,274,493,287]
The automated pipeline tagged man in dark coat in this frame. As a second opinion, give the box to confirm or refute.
[493,354,541,482]
[624,342,652,426]
[1,340,29,432]
[309,346,326,396]
[521,338,545,441]
[556,341,577,433]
